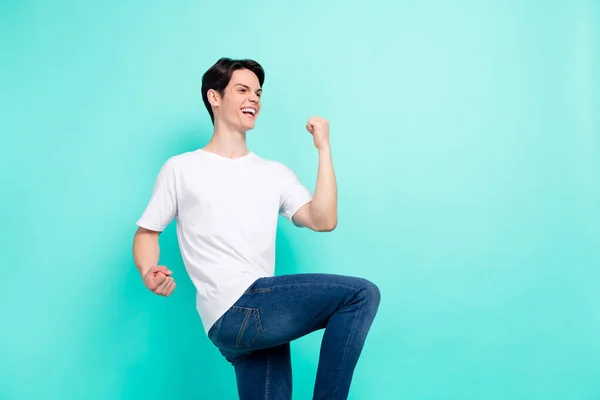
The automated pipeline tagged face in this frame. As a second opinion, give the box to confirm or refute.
[209,68,262,132]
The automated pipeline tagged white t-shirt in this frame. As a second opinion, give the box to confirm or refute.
[136,149,313,334]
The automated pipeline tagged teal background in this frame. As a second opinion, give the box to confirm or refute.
[1,0,599,399]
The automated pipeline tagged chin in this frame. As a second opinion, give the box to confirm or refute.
[242,121,256,131]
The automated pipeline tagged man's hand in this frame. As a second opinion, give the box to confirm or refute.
[143,266,176,297]
[306,116,330,151]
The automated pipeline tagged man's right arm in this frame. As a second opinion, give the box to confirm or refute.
[134,158,178,297]
[133,227,161,278]
[133,226,176,297]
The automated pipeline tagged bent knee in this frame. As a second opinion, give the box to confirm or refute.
[358,278,381,307]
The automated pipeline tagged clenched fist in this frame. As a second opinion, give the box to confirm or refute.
[306,116,330,150]
[143,266,176,297]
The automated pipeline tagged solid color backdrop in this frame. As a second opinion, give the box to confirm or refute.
[1,1,598,399]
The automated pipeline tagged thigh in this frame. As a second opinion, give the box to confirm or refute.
[209,273,374,355]
[233,343,292,400]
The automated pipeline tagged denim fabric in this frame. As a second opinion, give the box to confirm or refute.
[207,273,381,400]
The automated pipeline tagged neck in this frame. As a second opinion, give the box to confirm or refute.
[203,119,249,159]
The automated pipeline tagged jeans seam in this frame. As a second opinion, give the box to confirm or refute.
[267,282,366,291]
[265,354,272,400]
[331,289,366,399]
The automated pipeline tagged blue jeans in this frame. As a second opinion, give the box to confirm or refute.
[207,273,381,400]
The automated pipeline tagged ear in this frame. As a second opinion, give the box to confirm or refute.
[207,89,220,107]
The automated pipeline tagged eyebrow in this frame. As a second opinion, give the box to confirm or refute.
[234,83,262,93]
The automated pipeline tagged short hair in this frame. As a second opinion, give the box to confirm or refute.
[201,57,265,124]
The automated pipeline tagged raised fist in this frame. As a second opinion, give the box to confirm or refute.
[306,116,330,150]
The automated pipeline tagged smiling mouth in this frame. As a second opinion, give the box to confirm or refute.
[241,107,257,117]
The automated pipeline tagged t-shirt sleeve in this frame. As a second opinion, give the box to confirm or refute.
[278,165,313,224]
[136,158,178,232]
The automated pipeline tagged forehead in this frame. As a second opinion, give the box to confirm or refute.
[229,69,261,88]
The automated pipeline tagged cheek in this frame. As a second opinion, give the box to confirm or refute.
[225,102,241,117]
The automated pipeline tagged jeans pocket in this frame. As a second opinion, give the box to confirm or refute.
[215,306,263,348]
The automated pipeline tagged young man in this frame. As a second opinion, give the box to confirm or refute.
[133,57,380,400]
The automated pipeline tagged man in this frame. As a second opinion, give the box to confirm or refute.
[133,57,380,400]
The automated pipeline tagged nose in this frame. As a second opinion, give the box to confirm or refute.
[249,92,259,103]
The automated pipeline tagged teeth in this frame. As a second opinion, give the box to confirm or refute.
[241,108,256,116]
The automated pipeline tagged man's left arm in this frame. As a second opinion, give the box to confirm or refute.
[292,116,338,232]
